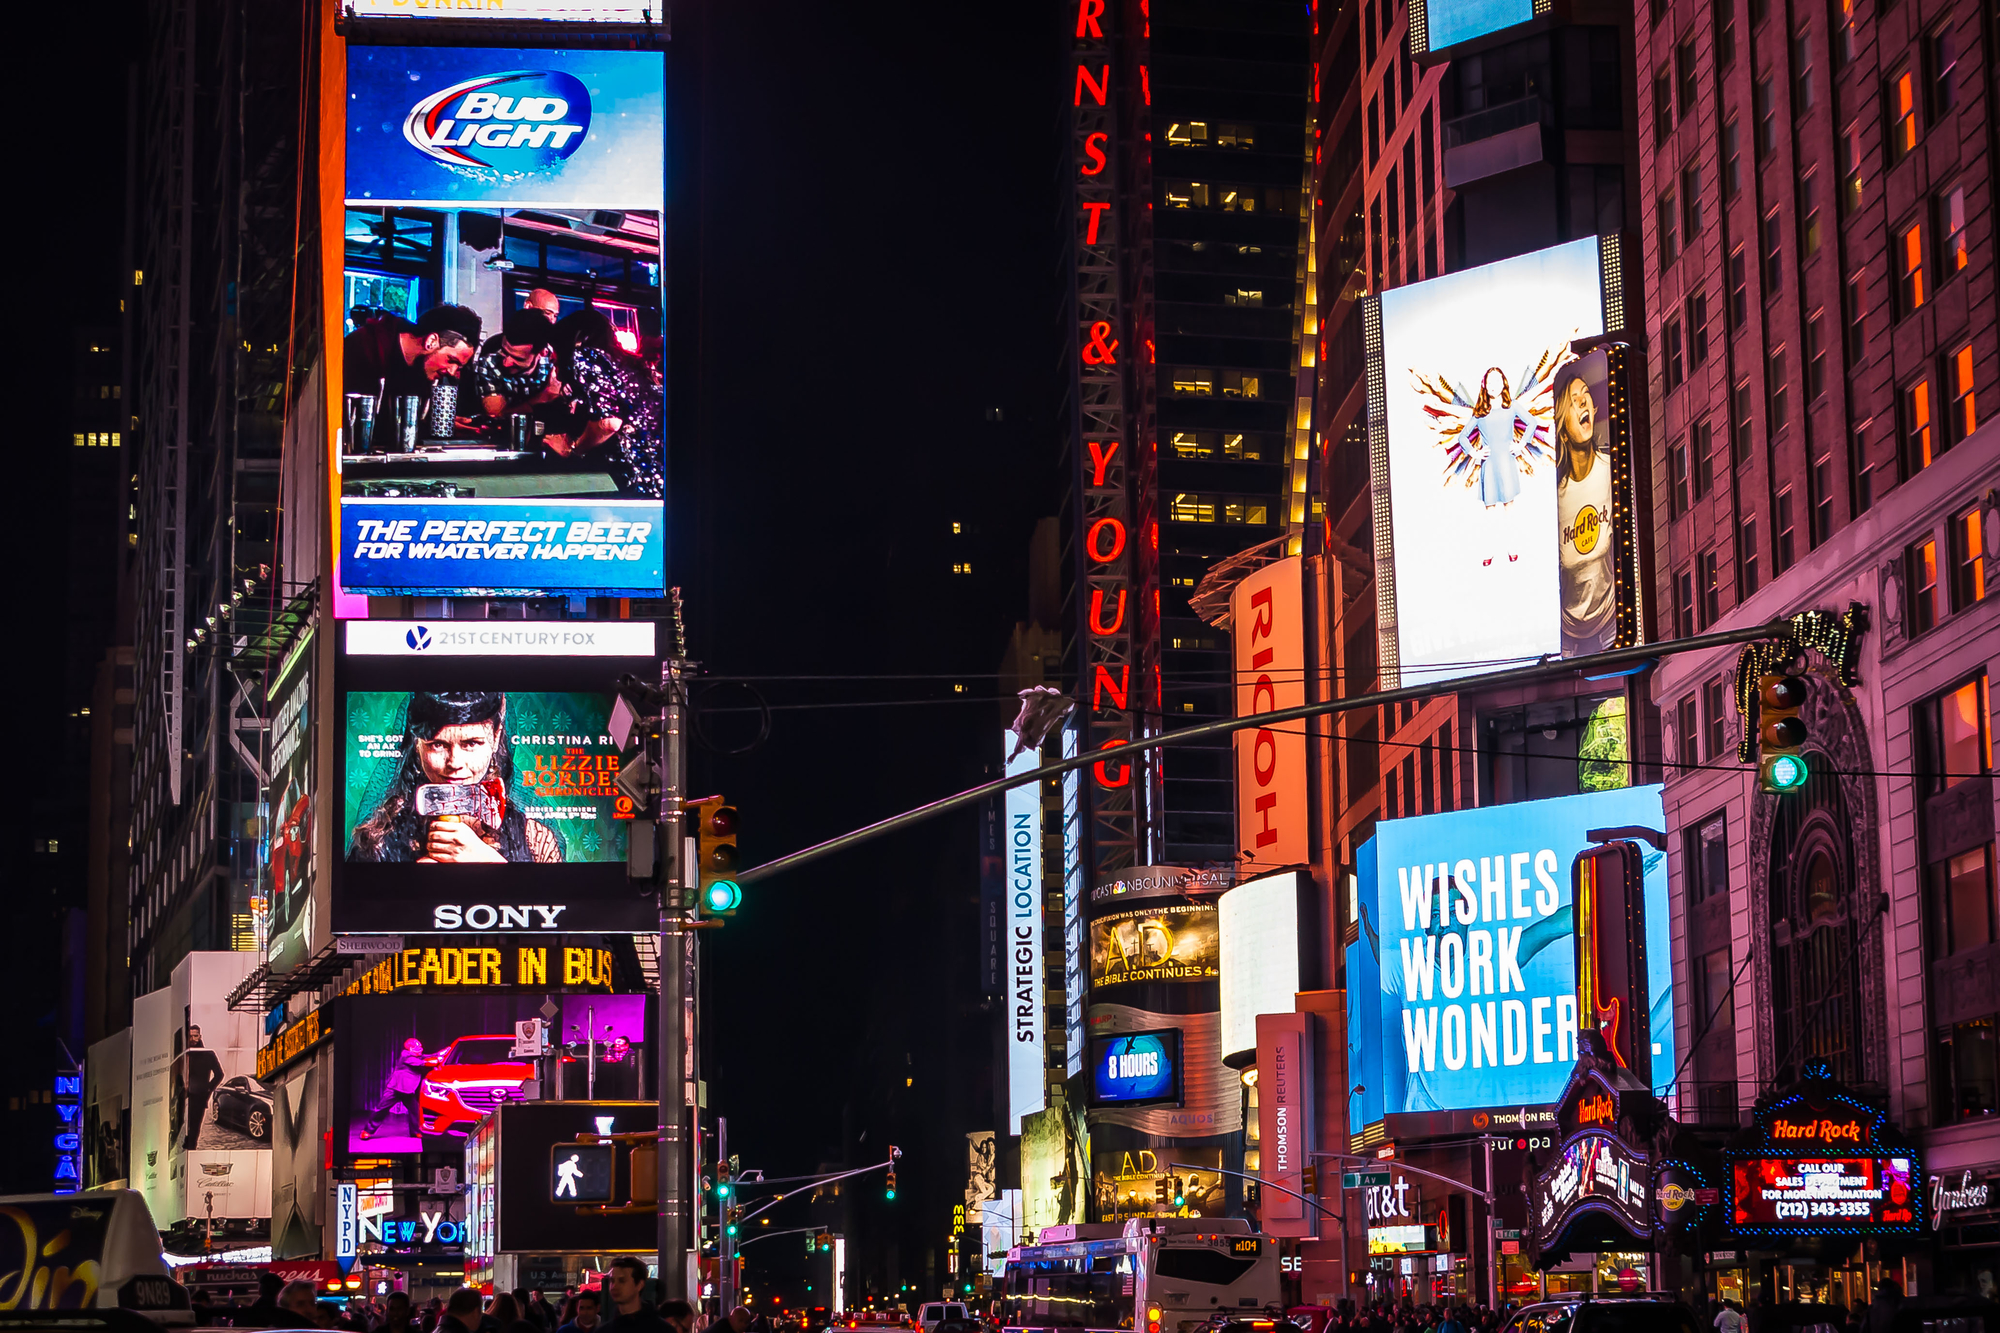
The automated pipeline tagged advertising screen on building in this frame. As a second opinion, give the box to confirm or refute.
[1372,785,1673,1114]
[1004,730,1045,1135]
[1374,239,1636,687]
[338,45,665,599]
[1089,1029,1180,1108]
[333,634,659,934]
[346,0,660,23]
[154,952,274,1221]
[1730,1157,1916,1230]
[1408,0,1535,56]
[1232,557,1307,875]
[334,993,646,1155]
[1219,870,1303,1064]
[265,649,316,975]
[1090,902,1220,989]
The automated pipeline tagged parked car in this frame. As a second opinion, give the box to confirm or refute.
[919,1304,969,1333]
[208,1076,274,1142]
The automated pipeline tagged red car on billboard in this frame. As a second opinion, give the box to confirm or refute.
[419,1035,536,1136]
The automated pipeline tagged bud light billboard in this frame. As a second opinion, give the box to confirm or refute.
[337,46,666,600]
[1367,786,1673,1117]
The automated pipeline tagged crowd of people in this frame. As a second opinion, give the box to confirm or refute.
[221,1255,769,1333]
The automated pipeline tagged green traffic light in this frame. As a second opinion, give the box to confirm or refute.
[1768,753,1808,790]
[726,1224,738,1237]
[705,879,743,913]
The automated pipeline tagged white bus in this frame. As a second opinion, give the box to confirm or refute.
[998,1217,1283,1333]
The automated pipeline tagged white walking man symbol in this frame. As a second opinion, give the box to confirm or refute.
[555,1152,584,1198]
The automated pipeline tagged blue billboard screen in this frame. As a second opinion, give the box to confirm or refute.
[1089,1030,1180,1107]
[339,46,666,600]
[1371,787,1673,1114]
[1413,0,1535,55]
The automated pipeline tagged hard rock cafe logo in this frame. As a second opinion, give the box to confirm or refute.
[1576,1092,1615,1127]
[1656,1183,1696,1212]
[1568,505,1603,555]
[1771,1117,1864,1142]
[1931,1171,1992,1229]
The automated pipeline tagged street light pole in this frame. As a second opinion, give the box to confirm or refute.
[658,653,689,1302]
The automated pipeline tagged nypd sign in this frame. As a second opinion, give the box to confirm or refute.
[347,46,663,208]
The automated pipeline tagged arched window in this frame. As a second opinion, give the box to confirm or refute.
[1768,764,1864,1083]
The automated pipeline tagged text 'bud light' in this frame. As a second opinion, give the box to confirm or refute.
[404,71,593,179]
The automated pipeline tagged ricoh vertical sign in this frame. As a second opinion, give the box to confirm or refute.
[1231,557,1307,873]
[1005,731,1046,1134]
[1256,1012,1315,1238]
[1067,0,1139,873]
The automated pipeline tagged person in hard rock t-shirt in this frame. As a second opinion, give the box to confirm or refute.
[1552,361,1617,657]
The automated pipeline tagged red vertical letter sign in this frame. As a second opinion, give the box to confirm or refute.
[1074,64,1109,106]
[1230,557,1307,871]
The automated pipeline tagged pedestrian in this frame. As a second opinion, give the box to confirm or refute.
[598,1256,671,1333]
[659,1301,697,1333]
[440,1290,486,1333]
[490,1294,542,1333]
[1863,1280,1903,1333]
[528,1291,560,1331]
[1715,1300,1746,1333]
[560,1292,604,1333]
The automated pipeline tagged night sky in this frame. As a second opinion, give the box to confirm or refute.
[18,0,1065,1301]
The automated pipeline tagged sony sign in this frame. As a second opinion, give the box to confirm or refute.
[430,904,568,931]
[1005,730,1045,1134]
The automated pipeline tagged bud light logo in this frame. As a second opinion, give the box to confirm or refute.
[403,70,592,181]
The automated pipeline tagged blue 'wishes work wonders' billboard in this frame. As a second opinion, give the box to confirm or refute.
[339,46,665,599]
[1369,786,1675,1115]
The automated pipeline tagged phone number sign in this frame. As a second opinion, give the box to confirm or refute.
[1729,1156,1918,1233]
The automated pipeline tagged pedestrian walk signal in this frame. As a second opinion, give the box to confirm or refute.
[551,1143,616,1203]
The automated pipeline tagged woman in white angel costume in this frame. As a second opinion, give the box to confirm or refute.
[1411,350,1564,568]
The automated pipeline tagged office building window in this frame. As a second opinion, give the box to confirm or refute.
[1909,537,1940,633]
[1801,169,1822,257]
[1729,247,1749,328]
[1675,567,1696,637]
[1688,291,1711,368]
[1793,29,1815,109]
[1701,548,1722,625]
[1655,70,1675,147]
[1670,438,1690,513]
[1171,369,1215,396]
[1840,125,1866,214]
[1768,348,1789,432]
[1739,516,1760,595]
[1844,272,1868,365]
[1898,220,1928,315]
[1755,78,1777,158]
[1734,378,1755,464]
[1762,210,1784,296]
[1850,425,1876,516]
[1659,191,1679,267]
[1678,38,1699,117]
[1929,846,1995,961]
[1665,317,1685,388]
[1905,379,1936,472]
[1776,488,1797,570]
[1918,674,1991,792]
[1806,312,1827,400]
[1716,4,1737,68]
[1693,420,1715,498]
[1811,453,1835,546]
[1952,504,1989,609]
[1932,25,1959,116]
[1724,118,1743,198]
[1948,344,1977,444]
[1939,187,1969,281]
[1703,679,1728,761]
[1677,695,1700,768]
[1887,69,1920,162]
[1683,165,1704,239]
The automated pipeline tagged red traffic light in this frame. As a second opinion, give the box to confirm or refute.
[707,804,738,836]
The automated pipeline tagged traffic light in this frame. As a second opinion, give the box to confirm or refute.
[884,1169,897,1201]
[1153,1178,1169,1209]
[1756,672,1811,793]
[1171,1176,1186,1208]
[726,1205,741,1238]
[690,797,742,915]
